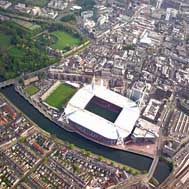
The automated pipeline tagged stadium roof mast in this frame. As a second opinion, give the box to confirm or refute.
[100,79,104,87]
[91,74,95,92]
[91,67,97,92]
[115,126,124,145]
[91,70,105,92]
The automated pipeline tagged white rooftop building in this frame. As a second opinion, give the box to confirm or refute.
[64,84,140,144]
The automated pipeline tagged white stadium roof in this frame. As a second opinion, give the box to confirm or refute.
[64,85,140,140]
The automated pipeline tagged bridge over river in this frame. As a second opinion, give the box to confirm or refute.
[0,79,16,89]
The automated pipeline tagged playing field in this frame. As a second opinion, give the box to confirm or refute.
[45,83,76,109]
[24,85,39,96]
[13,19,41,32]
[50,30,81,51]
[85,96,122,123]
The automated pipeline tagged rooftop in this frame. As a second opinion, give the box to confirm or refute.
[64,85,140,140]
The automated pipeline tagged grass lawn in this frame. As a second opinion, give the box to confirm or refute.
[50,30,81,51]
[24,85,39,96]
[0,32,11,48]
[45,83,76,109]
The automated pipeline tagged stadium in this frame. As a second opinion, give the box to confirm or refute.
[64,84,140,146]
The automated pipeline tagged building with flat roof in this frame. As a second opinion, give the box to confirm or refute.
[130,81,147,102]
[142,99,162,122]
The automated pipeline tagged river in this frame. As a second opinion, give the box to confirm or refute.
[0,85,171,183]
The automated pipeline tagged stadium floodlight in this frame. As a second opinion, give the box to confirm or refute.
[91,74,96,92]
[115,126,124,145]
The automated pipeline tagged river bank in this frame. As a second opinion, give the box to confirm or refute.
[1,91,140,176]
[16,83,156,158]
[0,85,171,183]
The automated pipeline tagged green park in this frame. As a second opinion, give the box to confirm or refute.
[0,17,86,80]
[0,21,59,79]
[45,83,77,109]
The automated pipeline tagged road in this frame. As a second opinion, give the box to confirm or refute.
[109,175,148,189]
[125,95,176,187]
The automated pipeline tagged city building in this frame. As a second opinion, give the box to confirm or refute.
[156,0,163,9]
[165,8,178,21]
[129,81,147,102]
[81,10,94,20]
[0,0,12,9]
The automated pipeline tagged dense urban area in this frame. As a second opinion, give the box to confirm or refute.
[0,0,189,189]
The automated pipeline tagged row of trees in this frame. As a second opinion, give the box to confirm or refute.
[68,143,141,175]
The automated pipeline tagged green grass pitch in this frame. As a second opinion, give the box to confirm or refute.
[45,83,76,109]
[50,30,81,51]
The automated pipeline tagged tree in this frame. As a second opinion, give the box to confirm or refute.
[44,157,49,163]
[19,136,26,143]
[98,156,104,161]
[123,166,128,171]
[73,164,79,173]
[69,143,75,150]
[80,149,86,154]
[86,151,92,156]
[110,161,115,166]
